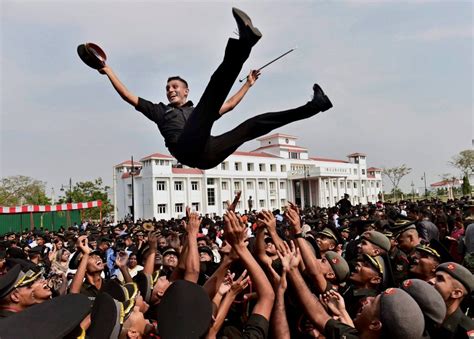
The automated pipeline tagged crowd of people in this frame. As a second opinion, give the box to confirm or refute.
[0,193,473,338]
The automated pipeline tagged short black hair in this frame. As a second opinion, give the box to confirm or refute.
[167,76,188,88]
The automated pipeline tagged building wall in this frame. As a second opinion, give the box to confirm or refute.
[114,136,383,219]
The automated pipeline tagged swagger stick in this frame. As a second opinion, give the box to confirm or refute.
[238,47,297,82]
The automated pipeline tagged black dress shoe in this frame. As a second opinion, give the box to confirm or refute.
[310,83,333,112]
[232,7,262,47]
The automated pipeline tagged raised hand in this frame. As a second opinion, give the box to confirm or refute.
[226,191,241,212]
[115,251,128,269]
[257,210,276,231]
[217,271,234,296]
[76,235,91,255]
[223,211,247,247]
[285,203,302,234]
[186,206,201,235]
[247,70,261,87]
[288,240,301,270]
[148,231,159,251]
[229,269,250,296]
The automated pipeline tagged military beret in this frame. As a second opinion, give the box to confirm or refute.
[317,227,339,244]
[0,294,91,339]
[157,280,212,338]
[0,265,42,299]
[324,251,350,283]
[133,271,154,303]
[436,262,474,293]
[101,279,127,301]
[87,292,135,339]
[415,239,452,263]
[390,218,417,238]
[380,288,425,339]
[361,231,391,252]
[401,279,446,325]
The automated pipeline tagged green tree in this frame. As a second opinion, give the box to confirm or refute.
[382,164,412,200]
[58,178,112,220]
[449,150,473,197]
[462,175,471,196]
[0,175,51,206]
[449,149,474,176]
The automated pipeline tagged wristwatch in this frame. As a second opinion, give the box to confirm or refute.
[294,233,305,239]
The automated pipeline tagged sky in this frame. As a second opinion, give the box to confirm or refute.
[1,0,472,201]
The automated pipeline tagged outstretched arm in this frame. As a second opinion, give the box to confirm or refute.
[219,70,260,115]
[99,66,139,107]
[224,211,275,320]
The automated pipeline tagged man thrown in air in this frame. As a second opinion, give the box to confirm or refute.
[99,7,333,169]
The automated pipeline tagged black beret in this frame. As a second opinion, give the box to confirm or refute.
[401,279,446,325]
[87,292,135,339]
[0,294,91,339]
[157,280,212,338]
[436,262,474,293]
[380,288,425,339]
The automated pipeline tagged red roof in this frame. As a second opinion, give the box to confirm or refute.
[430,179,462,187]
[172,168,204,175]
[121,169,141,179]
[310,157,349,164]
[347,152,367,157]
[256,133,297,141]
[115,160,142,167]
[140,152,174,161]
[232,151,278,158]
[367,167,382,171]
[254,144,308,151]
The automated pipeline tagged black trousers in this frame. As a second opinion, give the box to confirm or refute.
[171,38,322,170]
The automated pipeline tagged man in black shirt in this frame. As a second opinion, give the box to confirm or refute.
[98,7,333,169]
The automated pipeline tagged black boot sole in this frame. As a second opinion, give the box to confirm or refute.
[232,7,262,46]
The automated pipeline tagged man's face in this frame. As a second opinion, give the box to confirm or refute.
[158,238,168,249]
[316,235,335,252]
[36,237,45,246]
[319,257,334,279]
[125,306,149,338]
[350,261,380,285]
[151,276,171,304]
[199,252,212,262]
[163,253,178,268]
[7,234,15,241]
[396,231,417,253]
[166,80,189,107]
[358,239,378,256]
[32,278,52,302]
[197,240,207,248]
[409,251,438,279]
[86,254,105,273]
[12,284,37,307]
[353,294,381,331]
[432,271,454,301]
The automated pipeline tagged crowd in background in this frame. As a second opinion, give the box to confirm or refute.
[0,193,473,338]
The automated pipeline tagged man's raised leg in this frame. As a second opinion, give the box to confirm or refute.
[194,84,333,169]
[178,8,262,150]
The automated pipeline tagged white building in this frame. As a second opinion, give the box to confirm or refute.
[114,134,383,220]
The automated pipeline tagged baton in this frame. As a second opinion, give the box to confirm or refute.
[239,47,297,82]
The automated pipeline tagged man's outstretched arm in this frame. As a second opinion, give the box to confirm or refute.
[99,66,139,107]
[219,70,260,115]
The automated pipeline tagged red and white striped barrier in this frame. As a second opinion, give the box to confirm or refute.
[0,200,102,214]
